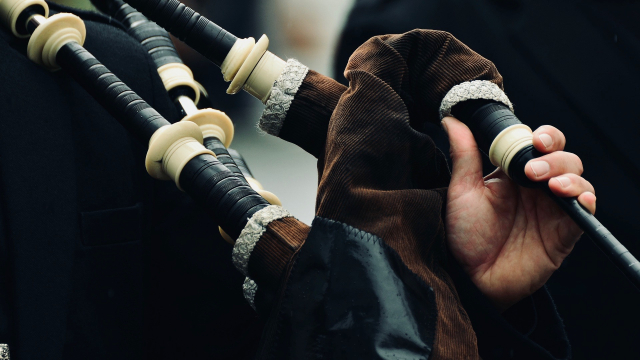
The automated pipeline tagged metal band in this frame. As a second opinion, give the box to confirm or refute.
[231,205,292,276]
[439,80,513,120]
[242,277,258,310]
[258,59,309,136]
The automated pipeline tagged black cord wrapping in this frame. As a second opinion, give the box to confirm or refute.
[180,154,270,238]
[453,100,640,290]
[111,0,182,68]
[56,41,169,143]
[122,0,237,66]
[550,191,640,290]
[56,41,268,238]
[451,99,520,155]
[109,0,196,101]
[228,148,254,179]
[203,137,245,179]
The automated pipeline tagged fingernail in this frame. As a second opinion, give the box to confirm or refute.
[554,176,571,188]
[539,133,553,149]
[529,161,550,177]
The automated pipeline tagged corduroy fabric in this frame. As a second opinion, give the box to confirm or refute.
[314,30,503,359]
[277,30,503,163]
[250,30,505,358]
[277,70,347,159]
[248,217,310,294]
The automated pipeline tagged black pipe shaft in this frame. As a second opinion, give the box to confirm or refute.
[116,0,237,66]
[57,42,169,144]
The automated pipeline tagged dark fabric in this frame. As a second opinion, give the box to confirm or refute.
[81,203,143,246]
[447,258,570,360]
[248,217,309,312]
[335,0,640,358]
[0,3,262,359]
[258,217,437,360]
[0,9,163,358]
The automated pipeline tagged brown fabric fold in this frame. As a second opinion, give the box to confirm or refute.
[247,217,310,294]
[312,30,504,359]
[277,70,347,159]
[249,29,505,359]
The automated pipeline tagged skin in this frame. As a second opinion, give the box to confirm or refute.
[442,117,596,312]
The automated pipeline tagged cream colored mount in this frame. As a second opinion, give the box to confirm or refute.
[157,63,201,105]
[145,121,214,189]
[26,13,86,71]
[0,0,48,37]
[488,124,534,175]
[182,109,234,148]
[220,35,287,104]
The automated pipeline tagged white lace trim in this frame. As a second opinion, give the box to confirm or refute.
[242,278,258,310]
[0,344,9,360]
[231,205,292,276]
[259,59,309,136]
[439,80,513,119]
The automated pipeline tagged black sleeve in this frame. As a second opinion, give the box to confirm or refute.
[447,259,571,360]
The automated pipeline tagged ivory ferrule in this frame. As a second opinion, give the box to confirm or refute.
[27,13,86,70]
[157,63,200,104]
[0,0,48,37]
[245,50,287,104]
[145,122,214,189]
[221,37,255,82]
[222,34,287,103]
[488,124,533,175]
[182,109,234,148]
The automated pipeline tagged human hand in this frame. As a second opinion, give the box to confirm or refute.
[442,117,596,311]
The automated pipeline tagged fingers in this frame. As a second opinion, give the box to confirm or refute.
[577,191,597,215]
[442,117,484,189]
[547,173,597,214]
[525,151,583,181]
[532,125,566,153]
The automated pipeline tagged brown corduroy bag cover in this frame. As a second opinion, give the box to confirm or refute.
[252,29,505,359]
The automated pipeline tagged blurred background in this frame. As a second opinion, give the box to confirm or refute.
[48,0,640,358]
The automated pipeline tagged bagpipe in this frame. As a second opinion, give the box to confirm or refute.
[93,0,640,292]
[120,0,639,291]
[0,0,638,350]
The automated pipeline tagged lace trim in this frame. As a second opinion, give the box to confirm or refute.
[242,277,258,310]
[231,205,292,276]
[0,344,9,360]
[439,80,513,119]
[259,59,309,136]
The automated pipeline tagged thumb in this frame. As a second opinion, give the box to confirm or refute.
[442,117,484,191]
